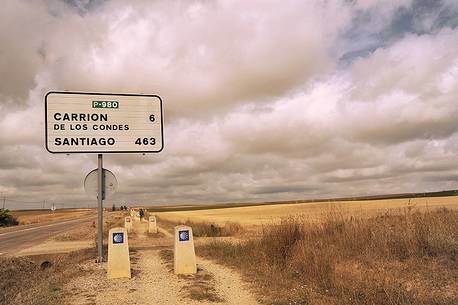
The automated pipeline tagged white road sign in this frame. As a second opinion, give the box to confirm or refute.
[45,91,163,153]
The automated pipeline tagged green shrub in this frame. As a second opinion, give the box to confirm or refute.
[0,208,18,227]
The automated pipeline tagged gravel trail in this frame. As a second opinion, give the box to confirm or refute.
[197,257,260,305]
[64,220,260,305]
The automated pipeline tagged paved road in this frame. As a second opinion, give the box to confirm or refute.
[0,216,95,256]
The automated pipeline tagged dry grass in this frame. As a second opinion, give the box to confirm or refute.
[39,211,128,255]
[146,231,166,238]
[199,208,458,305]
[159,249,174,270]
[97,212,126,247]
[51,211,126,244]
[157,213,245,237]
[0,249,96,305]
[155,215,243,237]
[182,220,243,237]
[11,209,93,226]
[188,280,223,303]
[159,249,224,302]
[53,224,96,241]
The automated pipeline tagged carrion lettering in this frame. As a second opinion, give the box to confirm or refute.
[53,112,108,122]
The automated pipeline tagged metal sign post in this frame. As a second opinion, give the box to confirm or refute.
[97,154,104,261]
[85,163,118,262]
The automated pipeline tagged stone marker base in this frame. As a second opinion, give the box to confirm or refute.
[107,227,131,279]
[124,217,132,233]
[174,225,197,274]
[148,215,158,233]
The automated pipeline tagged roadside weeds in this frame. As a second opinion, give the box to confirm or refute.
[0,248,96,305]
[198,208,458,305]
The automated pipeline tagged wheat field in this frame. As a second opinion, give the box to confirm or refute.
[157,196,458,225]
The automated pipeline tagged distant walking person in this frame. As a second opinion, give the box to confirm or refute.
[139,208,145,221]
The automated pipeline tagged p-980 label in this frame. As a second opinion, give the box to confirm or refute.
[92,101,119,109]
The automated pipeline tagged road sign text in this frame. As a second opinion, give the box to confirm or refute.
[45,92,163,153]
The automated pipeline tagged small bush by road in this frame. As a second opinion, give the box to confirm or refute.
[0,209,18,227]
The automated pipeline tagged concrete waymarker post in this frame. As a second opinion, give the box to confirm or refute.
[130,208,139,221]
[174,225,197,274]
[133,209,138,220]
[107,227,131,279]
[124,216,132,233]
[148,215,157,233]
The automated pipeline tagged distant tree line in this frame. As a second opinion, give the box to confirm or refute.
[111,204,128,211]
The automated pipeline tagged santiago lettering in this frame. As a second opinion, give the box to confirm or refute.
[54,137,116,146]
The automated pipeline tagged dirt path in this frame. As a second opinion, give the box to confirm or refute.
[64,219,259,305]
[197,257,260,305]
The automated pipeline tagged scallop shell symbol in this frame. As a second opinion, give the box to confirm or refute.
[113,233,123,243]
[179,230,189,241]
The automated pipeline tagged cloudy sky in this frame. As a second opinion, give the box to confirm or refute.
[1,0,458,209]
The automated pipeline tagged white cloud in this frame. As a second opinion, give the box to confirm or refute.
[1,0,458,209]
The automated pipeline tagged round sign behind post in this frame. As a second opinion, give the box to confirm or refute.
[84,168,118,199]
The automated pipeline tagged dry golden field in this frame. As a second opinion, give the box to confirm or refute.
[11,209,93,225]
[152,197,458,304]
[156,196,458,226]
[2,201,456,305]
